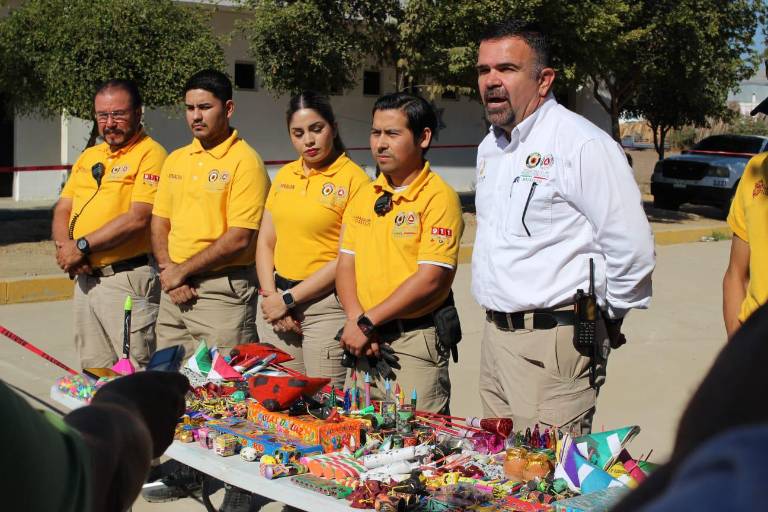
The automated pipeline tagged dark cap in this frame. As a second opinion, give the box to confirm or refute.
[751,96,768,116]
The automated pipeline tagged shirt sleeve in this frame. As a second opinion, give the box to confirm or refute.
[60,155,87,199]
[0,380,91,512]
[131,144,167,204]
[417,188,464,268]
[340,195,361,255]
[226,153,271,230]
[347,167,372,204]
[565,137,655,319]
[727,158,755,242]
[151,153,173,219]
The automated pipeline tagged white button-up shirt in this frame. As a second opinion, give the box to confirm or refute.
[471,97,654,318]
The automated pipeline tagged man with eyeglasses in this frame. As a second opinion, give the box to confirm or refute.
[472,21,655,435]
[52,79,166,370]
[337,92,464,414]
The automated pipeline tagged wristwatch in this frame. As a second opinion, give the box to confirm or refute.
[357,314,376,337]
[281,290,296,309]
[76,237,91,255]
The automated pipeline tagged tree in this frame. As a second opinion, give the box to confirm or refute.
[0,0,225,147]
[237,0,402,95]
[628,0,764,159]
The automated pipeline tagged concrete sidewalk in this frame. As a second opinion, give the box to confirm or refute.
[0,240,730,510]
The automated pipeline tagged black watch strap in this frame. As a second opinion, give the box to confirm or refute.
[76,237,91,255]
[357,314,375,337]
[282,291,296,309]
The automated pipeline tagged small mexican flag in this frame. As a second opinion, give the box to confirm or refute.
[185,340,212,376]
[207,350,242,381]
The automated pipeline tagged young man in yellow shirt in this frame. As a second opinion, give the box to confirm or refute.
[52,79,166,369]
[337,92,464,414]
[152,70,270,358]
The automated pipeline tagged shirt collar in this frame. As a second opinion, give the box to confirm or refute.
[190,129,239,159]
[491,94,556,149]
[102,129,146,158]
[373,161,432,202]
[292,152,350,178]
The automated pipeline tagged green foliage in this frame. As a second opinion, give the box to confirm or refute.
[0,0,225,120]
[724,115,768,136]
[237,0,402,95]
[670,126,698,149]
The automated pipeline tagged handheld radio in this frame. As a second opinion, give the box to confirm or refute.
[573,258,598,386]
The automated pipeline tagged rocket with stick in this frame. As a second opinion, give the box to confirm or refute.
[112,296,136,375]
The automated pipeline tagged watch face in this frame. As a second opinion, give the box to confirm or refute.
[282,292,294,307]
[77,239,87,251]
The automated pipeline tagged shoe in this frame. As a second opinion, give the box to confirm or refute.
[141,463,203,503]
[220,485,253,512]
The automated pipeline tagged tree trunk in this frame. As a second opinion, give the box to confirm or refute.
[85,121,100,149]
[658,127,668,160]
[610,98,621,142]
[651,121,661,159]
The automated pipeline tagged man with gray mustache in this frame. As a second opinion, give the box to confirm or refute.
[471,21,655,435]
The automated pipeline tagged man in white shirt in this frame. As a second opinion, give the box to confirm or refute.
[472,20,655,434]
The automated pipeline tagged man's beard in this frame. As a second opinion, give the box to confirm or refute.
[103,125,137,148]
[484,103,515,129]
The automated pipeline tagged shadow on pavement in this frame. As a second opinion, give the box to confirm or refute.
[643,201,726,224]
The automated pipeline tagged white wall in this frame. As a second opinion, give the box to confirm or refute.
[12,114,66,200]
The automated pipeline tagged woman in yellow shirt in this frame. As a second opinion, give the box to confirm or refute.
[256,91,370,386]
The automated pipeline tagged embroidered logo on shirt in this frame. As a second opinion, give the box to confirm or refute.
[279,183,295,190]
[337,187,346,198]
[321,182,335,196]
[525,152,542,168]
[353,215,371,226]
[431,226,453,244]
[477,159,487,182]
[143,173,159,186]
[753,179,767,198]
[220,172,230,183]
[208,170,219,182]
[393,211,419,238]
[168,173,182,181]
[107,164,129,181]
[541,154,554,169]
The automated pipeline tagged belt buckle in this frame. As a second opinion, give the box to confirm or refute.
[98,264,115,278]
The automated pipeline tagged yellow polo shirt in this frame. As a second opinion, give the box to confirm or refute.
[266,153,370,280]
[153,129,270,269]
[728,152,768,322]
[60,131,166,267]
[341,162,464,318]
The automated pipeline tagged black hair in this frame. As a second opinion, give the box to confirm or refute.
[94,78,142,109]
[286,90,345,152]
[479,20,550,73]
[183,69,232,104]
[372,92,436,154]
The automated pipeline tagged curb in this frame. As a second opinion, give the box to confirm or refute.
[0,226,732,306]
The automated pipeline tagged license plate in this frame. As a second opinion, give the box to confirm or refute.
[673,183,686,189]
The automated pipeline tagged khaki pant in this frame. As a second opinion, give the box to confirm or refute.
[479,313,609,435]
[73,263,160,369]
[156,266,257,358]
[346,326,450,414]
[256,291,346,387]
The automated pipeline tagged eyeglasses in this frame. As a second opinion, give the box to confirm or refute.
[95,110,131,122]
[374,192,393,216]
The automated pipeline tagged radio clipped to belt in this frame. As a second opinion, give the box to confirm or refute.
[432,290,462,363]
[573,258,600,388]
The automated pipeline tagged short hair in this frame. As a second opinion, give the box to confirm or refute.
[184,69,232,104]
[372,92,437,153]
[479,20,550,73]
[286,90,345,152]
[94,79,142,109]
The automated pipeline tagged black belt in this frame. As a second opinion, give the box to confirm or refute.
[275,273,303,290]
[92,254,150,278]
[378,313,435,340]
[486,309,575,331]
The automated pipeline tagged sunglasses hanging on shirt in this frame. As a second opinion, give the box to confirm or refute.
[374,192,393,216]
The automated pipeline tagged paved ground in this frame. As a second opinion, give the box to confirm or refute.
[0,239,730,510]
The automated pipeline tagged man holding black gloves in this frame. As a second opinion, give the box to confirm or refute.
[337,92,464,414]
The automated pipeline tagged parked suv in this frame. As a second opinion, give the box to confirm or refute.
[651,134,768,217]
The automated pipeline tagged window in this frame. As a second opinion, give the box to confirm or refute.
[234,62,257,90]
[363,70,381,96]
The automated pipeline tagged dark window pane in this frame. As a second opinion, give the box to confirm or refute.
[363,71,380,96]
[235,63,256,90]
[693,135,765,154]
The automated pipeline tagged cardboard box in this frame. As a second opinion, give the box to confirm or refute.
[207,417,323,460]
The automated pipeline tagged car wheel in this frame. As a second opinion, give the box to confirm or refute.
[653,194,680,211]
